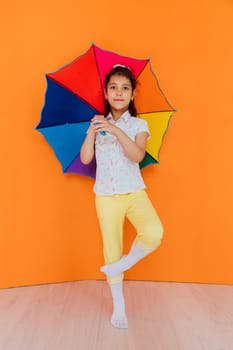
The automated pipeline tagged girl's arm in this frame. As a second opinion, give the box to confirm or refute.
[92,116,147,163]
[80,124,96,164]
[114,128,148,163]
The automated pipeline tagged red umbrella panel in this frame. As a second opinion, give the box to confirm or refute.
[36,44,175,178]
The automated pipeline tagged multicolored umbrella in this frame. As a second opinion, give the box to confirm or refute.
[36,44,175,178]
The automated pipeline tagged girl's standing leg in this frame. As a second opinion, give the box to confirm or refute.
[95,195,128,329]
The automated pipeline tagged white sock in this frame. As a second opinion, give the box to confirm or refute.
[109,281,128,329]
[101,245,153,278]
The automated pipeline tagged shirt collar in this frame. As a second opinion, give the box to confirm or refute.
[107,110,131,122]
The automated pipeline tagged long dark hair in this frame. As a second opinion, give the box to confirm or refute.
[104,65,137,117]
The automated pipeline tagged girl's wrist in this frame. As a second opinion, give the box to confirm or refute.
[88,125,96,136]
[114,127,124,139]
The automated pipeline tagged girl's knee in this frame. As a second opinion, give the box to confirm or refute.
[140,222,164,249]
[151,225,163,248]
[156,222,164,241]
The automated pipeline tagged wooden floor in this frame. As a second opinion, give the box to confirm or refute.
[0,280,232,350]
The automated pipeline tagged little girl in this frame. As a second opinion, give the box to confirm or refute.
[80,65,163,329]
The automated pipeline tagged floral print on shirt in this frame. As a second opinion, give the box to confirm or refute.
[94,111,150,196]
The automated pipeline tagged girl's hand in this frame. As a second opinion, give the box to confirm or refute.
[91,115,119,136]
[88,118,98,134]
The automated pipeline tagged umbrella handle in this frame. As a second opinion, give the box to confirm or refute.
[94,123,106,136]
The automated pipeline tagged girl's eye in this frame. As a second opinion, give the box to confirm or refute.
[123,86,129,90]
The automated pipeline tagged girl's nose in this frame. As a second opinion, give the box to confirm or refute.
[116,88,122,95]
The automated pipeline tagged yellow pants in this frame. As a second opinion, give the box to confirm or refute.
[95,190,163,284]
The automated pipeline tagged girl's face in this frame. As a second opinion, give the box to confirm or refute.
[105,74,135,115]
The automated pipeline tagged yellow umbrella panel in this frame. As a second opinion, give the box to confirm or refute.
[138,111,174,167]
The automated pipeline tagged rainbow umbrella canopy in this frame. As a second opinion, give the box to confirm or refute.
[36,44,175,178]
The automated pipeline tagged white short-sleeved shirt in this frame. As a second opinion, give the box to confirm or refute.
[94,111,150,196]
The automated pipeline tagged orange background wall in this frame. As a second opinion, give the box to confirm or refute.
[1,0,233,288]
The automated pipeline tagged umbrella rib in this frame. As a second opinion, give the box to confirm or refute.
[37,120,87,129]
[156,110,175,162]
[49,45,92,75]
[145,151,157,162]
[63,152,89,173]
[135,59,149,80]
[48,76,103,114]
[92,44,150,105]
[148,62,176,112]
[136,60,176,115]
[92,45,105,109]
[137,109,175,116]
